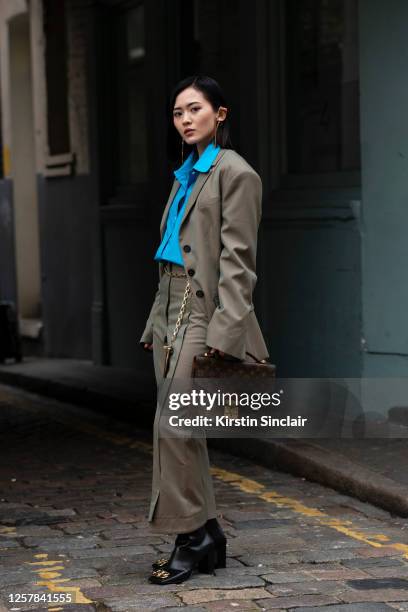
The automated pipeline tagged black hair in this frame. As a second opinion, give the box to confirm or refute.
[167,75,233,164]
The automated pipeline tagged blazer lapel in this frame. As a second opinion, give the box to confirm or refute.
[179,149,227,230]
[160,149,228,237]
[179,172,212,230]
[160,179,180,237]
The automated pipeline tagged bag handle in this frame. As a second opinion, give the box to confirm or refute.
[245,351,268,364]
[203,350,268,364]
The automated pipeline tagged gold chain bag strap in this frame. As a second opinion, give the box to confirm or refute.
[162,265,191,377]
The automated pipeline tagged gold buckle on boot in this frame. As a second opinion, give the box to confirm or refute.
[151,569,170,578]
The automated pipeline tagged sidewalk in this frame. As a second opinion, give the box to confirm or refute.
[0,358,407,518]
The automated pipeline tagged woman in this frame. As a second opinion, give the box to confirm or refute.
[140,75,269,585]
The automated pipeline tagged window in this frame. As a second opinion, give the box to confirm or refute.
[285,0,360,175]
[43,0,70,156]
[115,2,148,187]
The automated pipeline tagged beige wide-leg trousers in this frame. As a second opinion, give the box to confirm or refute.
[148,263,217,534]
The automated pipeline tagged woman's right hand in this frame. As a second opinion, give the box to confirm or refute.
[143,343,153,352]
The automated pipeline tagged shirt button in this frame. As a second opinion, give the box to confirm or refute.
[183,245,191,253]
[187,269,195,276]
[196,290,204,298]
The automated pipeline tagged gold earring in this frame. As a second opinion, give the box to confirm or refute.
[181,138,184,164]
[214,120,220,146]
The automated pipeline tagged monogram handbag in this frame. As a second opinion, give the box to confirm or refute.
[191,351,276,379]
[192,352,276,418]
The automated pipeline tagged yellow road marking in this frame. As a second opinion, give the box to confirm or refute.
[24,554,92,604]
[0,526,16,535]
[35,570,64,579]
[28,560,63,566]
[211,466,408,557]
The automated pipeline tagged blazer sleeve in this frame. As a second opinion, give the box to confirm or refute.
[139,283,160,345]
[206,167,262,360]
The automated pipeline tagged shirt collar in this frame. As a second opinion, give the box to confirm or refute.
[174,150,196,184]
[174,142,220,183]
[193,142,220,172]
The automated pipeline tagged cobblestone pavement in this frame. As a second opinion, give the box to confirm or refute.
[1,384,408,611]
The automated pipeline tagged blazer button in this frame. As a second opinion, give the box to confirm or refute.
[196,290,204,298]
[187,269,195,276]
[183,245,191,253]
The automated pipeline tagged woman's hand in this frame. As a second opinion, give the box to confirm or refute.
[208,347,225,358]
[143,343,153,352]
[208,347,242,361]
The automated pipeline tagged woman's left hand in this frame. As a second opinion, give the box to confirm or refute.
[208,347,225,358]
[208,347,242,361]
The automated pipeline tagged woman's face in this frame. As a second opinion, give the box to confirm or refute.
[173,87,227,152]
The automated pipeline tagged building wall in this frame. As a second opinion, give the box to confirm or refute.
[359,0,408,378]
[260,196,362,378]
[0,1,28,309]
[0,179,16,304]
[251,1,363,378]
[37,174,93,357]
[9,12,41,318]
[0,1,42,319]
[66,0,90,175]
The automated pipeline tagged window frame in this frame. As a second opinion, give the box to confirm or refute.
[278,0,361,190]
[42,0,74,177]
[105,0,150,206]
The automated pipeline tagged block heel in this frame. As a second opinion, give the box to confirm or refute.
[215,540,227,569]
[197,545,216,574]
[149,528,216,585]
[152,518,228,572]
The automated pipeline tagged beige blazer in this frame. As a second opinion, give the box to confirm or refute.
[140,148,269,361]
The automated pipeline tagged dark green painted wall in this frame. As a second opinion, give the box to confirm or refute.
[359,0,408,377]
[260,193,362,378]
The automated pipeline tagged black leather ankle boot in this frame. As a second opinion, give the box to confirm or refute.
[149,525,215,585]
[152,519,227,571]
[151,532,188,570]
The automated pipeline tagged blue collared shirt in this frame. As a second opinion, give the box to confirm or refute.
[154,142,220,265]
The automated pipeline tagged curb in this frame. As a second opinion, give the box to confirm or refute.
[0,364,155,428]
